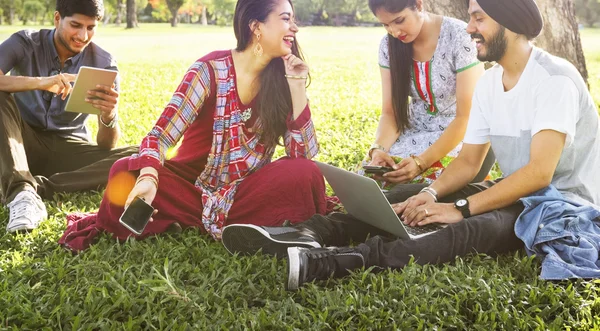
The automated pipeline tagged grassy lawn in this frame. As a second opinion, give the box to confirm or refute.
[1,23,600,329]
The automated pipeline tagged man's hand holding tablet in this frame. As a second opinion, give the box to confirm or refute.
[86,83,119,126]
[64,67,119,124]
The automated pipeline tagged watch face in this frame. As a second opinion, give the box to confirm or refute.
[456,199,467,207]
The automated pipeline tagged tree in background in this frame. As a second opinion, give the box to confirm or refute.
[200,3,207,25]
[178,0,205,24]
[1,0,16,25]
[115,0,125,25]
[209,0,235,26]
[39,0,56,25]
[22,0,44,25]
[166,0,184,26]
[342,0,371,24]
[575,0,600,27]
[126,0,137,28]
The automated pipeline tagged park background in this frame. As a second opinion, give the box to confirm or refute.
[1,0,600,329]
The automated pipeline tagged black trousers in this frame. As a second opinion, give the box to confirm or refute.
[0,91,138,203]
[303,180,524,269]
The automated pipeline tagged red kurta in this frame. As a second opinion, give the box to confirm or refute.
[59,50,333,251]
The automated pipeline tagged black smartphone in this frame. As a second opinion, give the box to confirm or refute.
[363,165,394,175]
[119,196,154,235]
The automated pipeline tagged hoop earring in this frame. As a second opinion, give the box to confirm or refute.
[253,33,263,57]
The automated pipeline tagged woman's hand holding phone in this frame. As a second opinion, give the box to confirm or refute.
[368,149,397,179]
[125,179,158,210]
[382,157,424,184]
[121,171,159,235]
[369,150,424,184]
[369,149,395,168]
[125,168,159,209]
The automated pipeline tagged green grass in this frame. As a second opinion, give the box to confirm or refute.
[1,24,600,329]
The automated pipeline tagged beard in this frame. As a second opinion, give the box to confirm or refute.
[472,26,507,62]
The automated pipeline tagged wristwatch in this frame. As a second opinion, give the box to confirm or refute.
[454,198,471,218]
[368,143,386,158]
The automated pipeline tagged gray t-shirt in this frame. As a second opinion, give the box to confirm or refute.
[0,29,118,141]
[464,47,600,205]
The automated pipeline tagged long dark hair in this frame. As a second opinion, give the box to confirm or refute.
[369,0,417,133]
[234,0,307,153]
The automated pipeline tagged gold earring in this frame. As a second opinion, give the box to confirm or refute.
[253,33,263,57]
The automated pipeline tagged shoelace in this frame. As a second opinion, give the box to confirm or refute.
[8,194,43,223]
[305,250,338,281]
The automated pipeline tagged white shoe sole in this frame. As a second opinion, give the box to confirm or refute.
[6,222,40,233]
[222,224,320,257]
[287,247,301,291]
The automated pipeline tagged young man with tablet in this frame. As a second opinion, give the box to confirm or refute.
[0,0,137,232]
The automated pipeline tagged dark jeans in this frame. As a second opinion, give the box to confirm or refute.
[0,91,138,204]
[303,180,524,269]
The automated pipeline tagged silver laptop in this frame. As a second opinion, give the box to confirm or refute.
[315,161,445,239]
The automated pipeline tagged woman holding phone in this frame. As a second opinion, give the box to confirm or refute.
[359,0,491,188]
[59,0,332,251]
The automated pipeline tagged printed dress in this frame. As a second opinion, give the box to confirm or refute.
[361,17,479,185]
[59,50,331,251]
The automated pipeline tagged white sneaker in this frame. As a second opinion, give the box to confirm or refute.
[6,190,48,232]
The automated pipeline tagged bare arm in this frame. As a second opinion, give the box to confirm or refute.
[0,69,76,98]
[418,63,484,168]
[89,84,120,149]
[283,54,309,120]
[429,142,491,197]
[374,67,401,149]
[383,63,485,183]
[400,130,565,226]
[0,70,42,92]
[466,130,565,214]
[367,68,404,169]
[95,113,120,149]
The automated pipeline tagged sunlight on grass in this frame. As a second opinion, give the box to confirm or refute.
[1,24,600,329]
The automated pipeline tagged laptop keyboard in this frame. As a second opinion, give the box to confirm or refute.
[405,223,443,236]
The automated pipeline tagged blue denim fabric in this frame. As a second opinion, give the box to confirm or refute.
[515,185,600,280]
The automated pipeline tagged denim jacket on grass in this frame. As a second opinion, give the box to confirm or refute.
[514,185,600,280]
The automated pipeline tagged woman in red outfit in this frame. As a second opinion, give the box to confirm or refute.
[59,0,332,251]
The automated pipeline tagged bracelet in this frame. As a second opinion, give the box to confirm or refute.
[100,113,118,129]
[420,187,438,202]
[137,172,159,183]
[136,177,158,189]
[368,143,386,158]
[284,74,308,80]
[410,154,426,173]
[136,173,159,188]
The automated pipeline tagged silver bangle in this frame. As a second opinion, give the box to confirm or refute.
[368,143,386,158]
[420,187,438,202]
[100,113,118,129]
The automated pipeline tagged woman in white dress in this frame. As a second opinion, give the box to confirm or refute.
[361,0,492,189]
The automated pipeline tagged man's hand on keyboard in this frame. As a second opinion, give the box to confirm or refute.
[401,202,463,227]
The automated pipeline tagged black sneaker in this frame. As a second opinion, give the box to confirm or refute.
[221,223,323,258]
[286,246,365,291]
